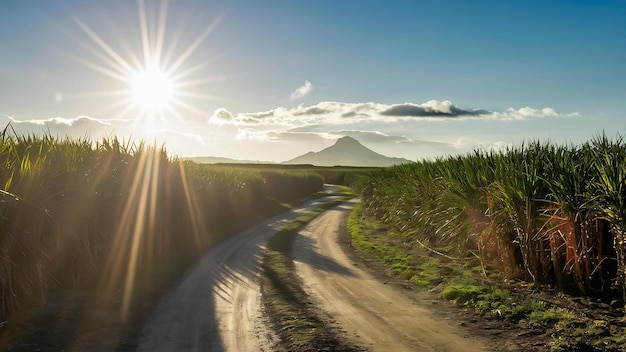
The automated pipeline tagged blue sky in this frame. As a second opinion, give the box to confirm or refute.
[1,0,625,161]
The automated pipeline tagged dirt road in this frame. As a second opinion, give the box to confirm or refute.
[138,191,340,352]
[139,189,493,352]
[293,201,493,352]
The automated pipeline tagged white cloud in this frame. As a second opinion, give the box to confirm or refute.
[290,80,313,100]
[421,100,453,114]
[495,107,560,120]
[209,108,264,126]
[209,108,235,125]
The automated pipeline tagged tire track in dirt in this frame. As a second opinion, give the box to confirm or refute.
[292,201,493,352]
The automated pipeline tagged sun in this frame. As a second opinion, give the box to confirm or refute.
[130,66,174,112]
[69,0,222,129]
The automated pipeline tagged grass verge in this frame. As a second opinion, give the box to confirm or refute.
[261,191,363,352]
[348,203,626,352]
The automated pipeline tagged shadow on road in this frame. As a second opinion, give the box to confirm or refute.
[207,251,264,303]
[140,193,348,352]
[138,253,227,352]
[139,227,268,351]
[294,233,356,277]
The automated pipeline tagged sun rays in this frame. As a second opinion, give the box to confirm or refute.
[69,1,221,315]
[65,0,223,320]
[69,0,221,131]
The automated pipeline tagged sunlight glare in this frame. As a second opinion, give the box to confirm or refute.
[131,66,173,112]
[70,0,223,129]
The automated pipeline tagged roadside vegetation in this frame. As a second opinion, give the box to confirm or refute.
[261,187,363,352]
[0,128,332,350]
[350,204,626,350]
[208,163,376,192]
[353,134,626,351]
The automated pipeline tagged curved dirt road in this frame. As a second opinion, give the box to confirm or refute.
[138,189,341,352]
[293,201,492,352]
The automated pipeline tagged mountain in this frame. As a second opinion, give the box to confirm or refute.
[282,136,412,167]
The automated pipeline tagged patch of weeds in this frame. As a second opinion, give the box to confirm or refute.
[441,277,487,304]
[548,317,626,352]
[422,259,445,283]
[583,320,611,338]
[408,275,430,288]
[550,337,597,352]
[348,204,448,287]
[408,259,444,287]
[521,307,581,329]
[478,296,626,351]
[549,320,624,352]
[472,288,514,315]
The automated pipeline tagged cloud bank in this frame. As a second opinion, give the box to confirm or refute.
[203,99,580,160]
[7,115,131,126]
[3,99,580,161]
[209,99,578,127]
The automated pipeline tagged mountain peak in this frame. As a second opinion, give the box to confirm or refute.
[334,136,361,146]
[282,136,412,167]
[336,135,358,142]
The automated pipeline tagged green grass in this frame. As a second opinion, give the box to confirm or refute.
[348,203,455,288]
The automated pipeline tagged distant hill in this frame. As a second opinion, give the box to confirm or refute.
[282,136,412,167]
[187,156,273,164]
